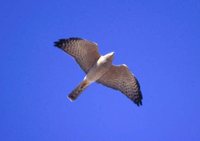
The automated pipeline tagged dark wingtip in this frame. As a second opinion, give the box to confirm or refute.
[54,39,66,48]
[54,41,59,47]
[54,37,83,48]
[135,100,142,107]
[133,90,143,107]
[133,77,143,107]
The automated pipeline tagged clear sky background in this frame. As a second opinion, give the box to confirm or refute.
[1,0,200,141]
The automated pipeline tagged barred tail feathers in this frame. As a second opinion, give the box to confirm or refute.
[68,80,90,101]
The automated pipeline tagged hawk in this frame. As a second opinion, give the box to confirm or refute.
[54,37,143,106]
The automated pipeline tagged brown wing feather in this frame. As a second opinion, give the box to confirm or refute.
[54,37,100,73]
[98,65,143,106]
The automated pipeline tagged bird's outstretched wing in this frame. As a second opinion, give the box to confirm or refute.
[54,37,100,73]
[97,65,143,106]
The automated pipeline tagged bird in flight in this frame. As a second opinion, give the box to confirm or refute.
[54,37,143,106]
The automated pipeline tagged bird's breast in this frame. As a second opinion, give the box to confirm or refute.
[84,57,112,82]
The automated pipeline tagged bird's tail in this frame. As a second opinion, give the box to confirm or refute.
[68,80,90,101]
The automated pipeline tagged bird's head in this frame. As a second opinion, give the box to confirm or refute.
[104,52,114,62]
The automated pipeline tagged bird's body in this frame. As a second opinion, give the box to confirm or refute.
[67,52,114,101]
[84,52,114,83]
[54,37,143,106]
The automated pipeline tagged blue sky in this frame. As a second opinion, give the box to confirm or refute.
[1,0,200,141]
